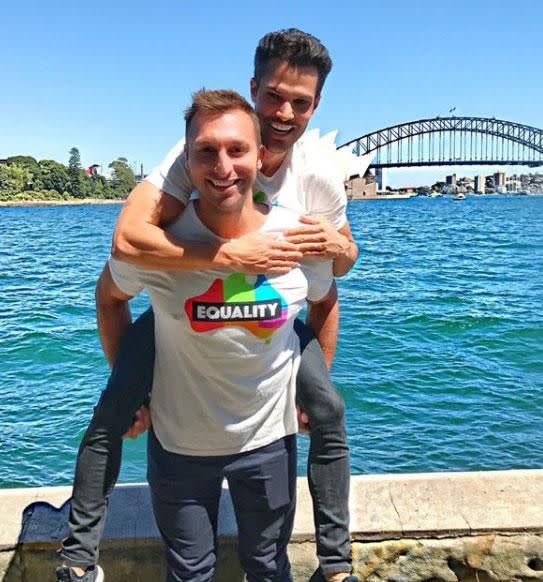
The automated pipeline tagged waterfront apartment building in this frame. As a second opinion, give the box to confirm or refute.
[506,178,522,192]
[474,175,485,194]
[446,174,457,186]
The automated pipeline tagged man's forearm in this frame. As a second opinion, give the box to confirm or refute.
[96,300,131,367]
[306,281,339,368]
[113,222,232,271]
[112,181,231,271]
[95,267,133,366]
[113,182,301,274]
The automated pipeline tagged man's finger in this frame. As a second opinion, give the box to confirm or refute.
[296,406,311,434]
[283,225,323,237]
[270,252,303,262]
[122,405,152,439]
[284,234,327,245]
[270,240,301,251]
[299,215,321,225]
[271,241,306,257]
[292,243,325,253]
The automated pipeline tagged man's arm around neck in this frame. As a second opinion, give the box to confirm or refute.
[112,181,301,274]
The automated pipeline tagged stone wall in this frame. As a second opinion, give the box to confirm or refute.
[1,470,542,581]
[353,535,543,581]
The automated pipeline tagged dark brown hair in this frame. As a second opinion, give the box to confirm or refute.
[254,29,332,96]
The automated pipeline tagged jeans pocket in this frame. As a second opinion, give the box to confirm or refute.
[263,448,293,511]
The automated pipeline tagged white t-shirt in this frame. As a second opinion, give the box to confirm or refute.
[109,203,333,456]
[146,130,348,230]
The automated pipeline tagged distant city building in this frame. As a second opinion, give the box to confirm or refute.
[506,179,522,192]
[474,175,486,194]
[380,171,541,197]
[494,172,506,187]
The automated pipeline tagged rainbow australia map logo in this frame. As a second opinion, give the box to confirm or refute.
[184,273,288,341]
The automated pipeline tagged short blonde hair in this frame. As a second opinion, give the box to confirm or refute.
[184,89,260,144]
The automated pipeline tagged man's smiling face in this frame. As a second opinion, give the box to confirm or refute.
[251,60,320,157]
[186,108,262,214]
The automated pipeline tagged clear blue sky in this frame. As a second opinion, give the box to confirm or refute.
[2,0,542,187]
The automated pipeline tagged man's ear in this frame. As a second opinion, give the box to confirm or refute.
[257,145,265,170]
[250,78,258,103]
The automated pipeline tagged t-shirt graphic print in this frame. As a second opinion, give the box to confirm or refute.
[185,272,288,341]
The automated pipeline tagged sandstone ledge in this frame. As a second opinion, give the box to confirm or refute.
[1,469,542,581]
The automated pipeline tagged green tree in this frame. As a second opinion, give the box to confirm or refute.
[68,147,83,198]
[0,163,33,194]
[6,155,38,167]
[108,157,136,198]
[37,160,70,196]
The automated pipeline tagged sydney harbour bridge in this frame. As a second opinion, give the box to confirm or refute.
[338,116,543,187]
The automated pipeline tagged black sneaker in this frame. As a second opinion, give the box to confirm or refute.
[309,568,359,582]
[55,565,104,582]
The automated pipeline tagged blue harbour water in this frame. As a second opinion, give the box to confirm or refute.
[0,196,542,488]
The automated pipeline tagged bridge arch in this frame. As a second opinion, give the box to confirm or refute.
[339,117,543,168]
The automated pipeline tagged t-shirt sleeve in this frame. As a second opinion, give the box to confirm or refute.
[301,259,334,303]
[303,166,348,230]
[145,138,193,205]
[108,257,144,297]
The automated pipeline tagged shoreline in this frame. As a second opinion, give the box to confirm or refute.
[0,198,124,208]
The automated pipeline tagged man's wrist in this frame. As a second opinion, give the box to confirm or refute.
[334,233,352,259]
[215,241,237,269]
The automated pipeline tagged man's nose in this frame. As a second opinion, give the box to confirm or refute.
[277,101,294,121]
[214,151,233,176]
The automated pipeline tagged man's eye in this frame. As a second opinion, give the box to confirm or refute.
[294,99,310,110]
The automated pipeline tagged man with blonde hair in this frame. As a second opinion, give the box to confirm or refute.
[99,89,333,581]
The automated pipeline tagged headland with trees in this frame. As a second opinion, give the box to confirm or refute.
[0,148,136,205]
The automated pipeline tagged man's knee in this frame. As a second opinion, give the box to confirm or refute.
[307,386,345,428]
[297,362,346,428]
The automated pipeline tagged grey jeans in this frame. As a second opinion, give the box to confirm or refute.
[60,309,351,577]
[148,432,296,582]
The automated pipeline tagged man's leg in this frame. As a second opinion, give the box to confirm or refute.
[226,435,296,582]
[147,431,223,582]
[59,308,156,570]
[294,319,353,581]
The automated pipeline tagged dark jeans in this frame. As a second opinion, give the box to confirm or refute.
[61,309,351,577]
[148,432,296,582]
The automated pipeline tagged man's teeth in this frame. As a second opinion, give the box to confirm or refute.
[211,179,236,187]
[271,123,293,133]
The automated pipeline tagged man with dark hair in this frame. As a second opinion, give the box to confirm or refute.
[58,29,360,582]
[253,28,332,97]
